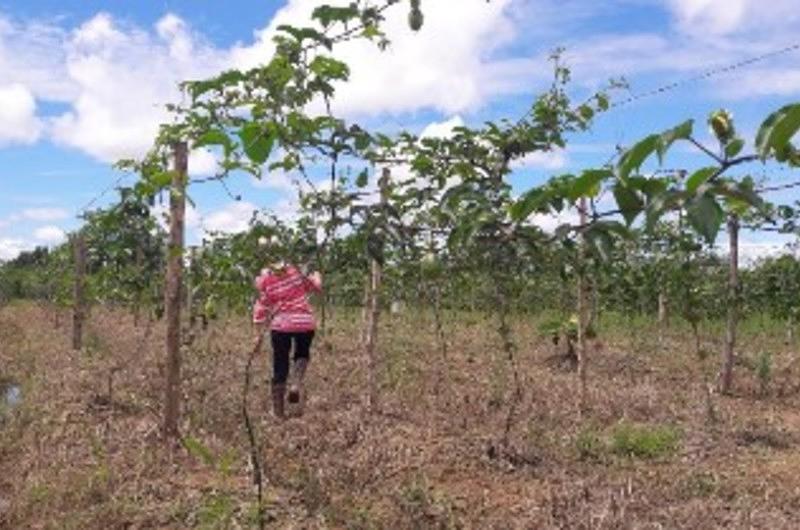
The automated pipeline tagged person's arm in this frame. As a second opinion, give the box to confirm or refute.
[252,271,272,350]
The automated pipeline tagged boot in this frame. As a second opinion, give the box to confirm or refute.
[287,358,308,413]
[271,383,286,420]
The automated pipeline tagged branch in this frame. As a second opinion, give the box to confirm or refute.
[688,137,724,165]
[708,154,760,183]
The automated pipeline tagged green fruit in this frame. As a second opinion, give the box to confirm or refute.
[408,8,424,31]
[709,109,734,143]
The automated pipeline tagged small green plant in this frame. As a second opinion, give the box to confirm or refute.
[679,471,718,499]
[397,475,459,529]
[575,428,605,462]
[196,493,236,530]
[609,422,681,459]
[293,465,328,516]
[756,351,772,396]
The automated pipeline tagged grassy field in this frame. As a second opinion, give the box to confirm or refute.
[2,301,800,528]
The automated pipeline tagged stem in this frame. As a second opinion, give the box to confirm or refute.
[719,214,739,394]
[242,343,265,530]
[576,197,590,411]
[688,137,724,165]
[496,287,522,450]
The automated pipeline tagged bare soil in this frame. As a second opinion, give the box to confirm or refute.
[2,302,800,529]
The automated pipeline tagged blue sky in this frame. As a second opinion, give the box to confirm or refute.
[1,0,799,260]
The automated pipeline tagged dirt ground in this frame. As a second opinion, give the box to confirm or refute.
[2,302,800,529]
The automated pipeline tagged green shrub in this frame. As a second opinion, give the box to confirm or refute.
[609,422,681,459]
[575,429,604,462]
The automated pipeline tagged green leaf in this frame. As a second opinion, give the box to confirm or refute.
[613,183,644,226]
[578,104,595,122]
[309,56,350,80]
[312,5,359,27]
[685,167,717,195]
[411,155,435,174]
[238,123,276,165]
[354,132,371,151]
[756,104,800,160]
[510,185,559,221]
[657,119,693,163]
[277,25,332,49]
[767,104,800,160]
[618,134,659,181]
[356,169,369,188]
[150,171,175,189]
[627,176,668,202]
[687,194,724,244]
[183,436,215,467]
[725,138,745,159]
[194,129,231,154]
[710,181,763,212]
[644,190,685,231]
[362,24,382,39]
[756,109,782,159]
[568,170,611,201]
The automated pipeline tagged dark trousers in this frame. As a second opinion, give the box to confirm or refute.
[270,330,315,384]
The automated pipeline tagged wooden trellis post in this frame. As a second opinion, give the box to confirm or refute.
[365,167,390,412]
[72,232,87,351]
[163,141,188,439]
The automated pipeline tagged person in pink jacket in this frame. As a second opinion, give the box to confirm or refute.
[252,261,322,419]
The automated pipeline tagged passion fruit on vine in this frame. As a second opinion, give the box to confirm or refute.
[408,8,424,31]
[708,109,734,143]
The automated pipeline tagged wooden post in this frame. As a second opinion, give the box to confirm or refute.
[576,197,589,410]
[719,214,739,394]
[365,167,389,412]
[657,290,668,345]
[72,233,87,351]
[163,141,188,439]
[187,246,196,328]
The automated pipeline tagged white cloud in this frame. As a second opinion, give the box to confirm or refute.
[420,116,465,139]
[548,1,800,101]
[0,16,73,101]
[151,201,201,232]
[529,209,580,234]
[33,225,66,244]
[235,0,533,117]
[715,68,800,100]
[189,148,218,177]
[203,201,258,234]
[50,13,229,163]
[21,207,69,221]
[666,0,800,36]
[715,239,790,266]
[251,171,298,192]
[513,149,568,170]
[0,83,43,145]
[666,0,747,35]
[0,238,30,261]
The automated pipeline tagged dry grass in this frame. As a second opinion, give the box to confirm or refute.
[2,302,800,528]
